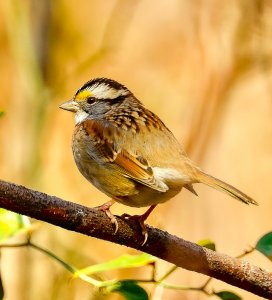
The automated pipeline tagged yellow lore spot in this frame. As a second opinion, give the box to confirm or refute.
[75,90,92,101]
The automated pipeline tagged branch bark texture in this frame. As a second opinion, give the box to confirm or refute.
[0,179,271,298]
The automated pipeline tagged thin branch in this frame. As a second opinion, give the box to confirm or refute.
[236,246,255,259]
[0,240,114,288]
[29,242,76,274]
[0,241,215,296]
[0,241,76,273]
[0,179,271,298]
[158,266,178,282]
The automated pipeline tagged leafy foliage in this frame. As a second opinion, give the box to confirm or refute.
[197,239,216,251]
[0,211,271,299]
[215,291,242,300]
[109,281,148,300]
[75,253,157,277]
[74,254,155,298]
[0,209,30,241]
[255,232,272,261]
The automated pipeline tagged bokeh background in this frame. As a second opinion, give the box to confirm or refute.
[0,0,272,299]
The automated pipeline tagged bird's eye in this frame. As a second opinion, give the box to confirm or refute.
[86,97,96,104]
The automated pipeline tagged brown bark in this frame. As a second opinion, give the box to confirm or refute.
[0,179,271,298]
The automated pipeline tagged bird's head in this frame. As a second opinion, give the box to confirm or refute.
[59,78,133,124]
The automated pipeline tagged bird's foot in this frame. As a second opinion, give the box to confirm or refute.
[95,200,118,234]
[121,205,157,246]
[121,213,148,246]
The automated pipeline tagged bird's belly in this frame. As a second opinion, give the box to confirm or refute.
[117,185,183,207]
[73,147,183,207]
[74,153,136,196]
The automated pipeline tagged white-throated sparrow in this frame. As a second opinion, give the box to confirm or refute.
[60,78,258,244]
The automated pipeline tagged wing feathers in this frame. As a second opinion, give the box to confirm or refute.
[115,151,168,192]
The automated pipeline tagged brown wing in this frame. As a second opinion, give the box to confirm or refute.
[81,119,168,192]
[114,150,168,192]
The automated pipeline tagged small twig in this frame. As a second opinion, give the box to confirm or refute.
[0,241,210,295]
[200,277,213,291]
[131,279,212,296]
[236,246,255,259]
[0,240,115,288]
[29,242,76,273]
[158,265,178,282]
[0,240,76,274]
[150,262,156,282]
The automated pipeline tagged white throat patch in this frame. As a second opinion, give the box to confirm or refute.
[75,110,89,124]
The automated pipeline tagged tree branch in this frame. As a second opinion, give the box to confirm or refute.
[0,179,271,298]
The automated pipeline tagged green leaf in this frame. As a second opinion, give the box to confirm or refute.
[215,291,242,300]
[197,239,216,251]
[0,209,30,242]
[255,232,272,260]
[110,281,148,300]
[75,253,157,277]
[0,112,4,118]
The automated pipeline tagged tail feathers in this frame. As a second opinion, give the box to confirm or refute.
[196,171,258,205]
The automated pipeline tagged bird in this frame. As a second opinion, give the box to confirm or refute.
[59,77,258,244]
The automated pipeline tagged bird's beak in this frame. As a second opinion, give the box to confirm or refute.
[59,100,79,112]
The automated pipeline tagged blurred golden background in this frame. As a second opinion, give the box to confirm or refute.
[0,0,272,299]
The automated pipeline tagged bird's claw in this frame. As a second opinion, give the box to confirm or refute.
[104,209,118,234]
[121,213,149,246]
[96,200,118,234]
